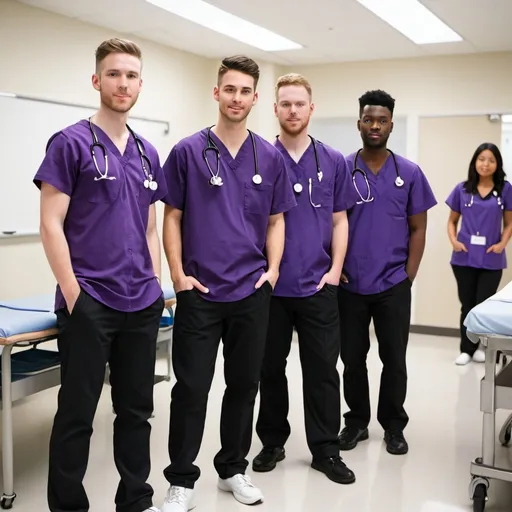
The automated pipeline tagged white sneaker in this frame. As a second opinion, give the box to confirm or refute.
[473,349,486,363]
[455,353,472,366]
[218,474,264,505]
[144,508,161,512]
[162,486,195,512]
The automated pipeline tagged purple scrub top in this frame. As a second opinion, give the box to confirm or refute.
[273,138,358,298]
[446,181,512,269]
[342,151,437,295]
[33,119,167,313]
[161,128,297,303]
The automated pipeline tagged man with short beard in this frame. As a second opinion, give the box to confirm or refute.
[252,73,357,485]
[34,38,165,512]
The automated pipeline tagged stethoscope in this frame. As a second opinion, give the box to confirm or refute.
[88,118,158,191]
[464,189,503,210]
[276,134,323,208]
[352,148,403,205]
[203,126,261,187]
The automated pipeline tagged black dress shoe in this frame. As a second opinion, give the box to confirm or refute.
[338,426,369,451]
[384,430,408,455]
[252,447,285,472]
[311,456,356,484]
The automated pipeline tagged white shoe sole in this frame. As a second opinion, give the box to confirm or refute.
[217,480,264,505]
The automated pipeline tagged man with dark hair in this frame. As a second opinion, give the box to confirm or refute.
[159,55,296,511]
[337,89,437,456]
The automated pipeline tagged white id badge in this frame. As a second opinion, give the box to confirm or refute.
[471,235,487,246]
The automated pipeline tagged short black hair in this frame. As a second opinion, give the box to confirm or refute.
[463,142,506,195]
[358,90,395,118]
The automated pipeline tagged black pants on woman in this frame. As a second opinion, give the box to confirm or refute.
[452,264,502,356]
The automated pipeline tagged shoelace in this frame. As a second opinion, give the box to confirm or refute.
[234,474,255,489]
[328,456,347,467]
[166,487,187,504]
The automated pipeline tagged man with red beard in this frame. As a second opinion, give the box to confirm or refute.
[252,73,357,484]
[34,38,165,512]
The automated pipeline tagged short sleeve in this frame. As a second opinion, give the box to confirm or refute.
[161,144,187,211]
[270,152,297,215]
[445,184,462,213]
[502,181,512,211]
[407,166,438,216]
[33,132,79,196]
[333,153,358,212]
[147,148,168,204]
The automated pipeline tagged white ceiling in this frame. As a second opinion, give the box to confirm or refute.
[17,0,512,65]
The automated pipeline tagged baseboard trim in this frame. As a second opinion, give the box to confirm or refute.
[410,325,459,337]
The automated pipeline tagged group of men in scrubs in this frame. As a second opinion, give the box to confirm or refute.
[34,38,437,512]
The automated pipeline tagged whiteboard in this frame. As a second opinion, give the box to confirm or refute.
[0,94,172,234]
[309,116,408,159]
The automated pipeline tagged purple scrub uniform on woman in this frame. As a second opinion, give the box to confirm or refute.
[446,181,512,356]
[161,128,296,489]
[338,152,436,442]
[33,119,167,512]
[254,138,358,480]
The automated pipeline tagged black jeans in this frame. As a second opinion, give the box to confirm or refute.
[48,290,164,512]
[452,264,502,355]
[164,283,272,489]
[338,279,411,432]
[255,285,341,459]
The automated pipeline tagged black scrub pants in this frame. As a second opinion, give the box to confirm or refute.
[338,278,411,432]
[48,289,164,512]
[452,264,502,356]
[163,283,272,489]
[255,285,341,459]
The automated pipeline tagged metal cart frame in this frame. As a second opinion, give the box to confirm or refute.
[467,332,512,512]
[0,306,173,510]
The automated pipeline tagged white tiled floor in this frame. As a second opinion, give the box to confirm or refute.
[3,333,512,511]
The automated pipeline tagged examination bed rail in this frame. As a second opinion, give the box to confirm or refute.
[465,279,512,512]
[0,286,175,510]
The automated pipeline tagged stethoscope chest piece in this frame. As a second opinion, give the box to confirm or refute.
[144,178,158,191]
[210,176,223,187]
[294,183,303,194]
[395,176,404,187]
[252,174,262,185]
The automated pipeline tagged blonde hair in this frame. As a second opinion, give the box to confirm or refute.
[275,73,312,101]
[95,38,142,72]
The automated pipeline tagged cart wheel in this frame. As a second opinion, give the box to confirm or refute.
[500,420,512,446]
[473,483,487,512]
[0,492,16,510]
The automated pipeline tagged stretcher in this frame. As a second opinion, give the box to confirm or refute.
[464,279,512,512]
[0,286,175,510]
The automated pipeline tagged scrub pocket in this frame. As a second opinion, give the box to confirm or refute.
[244,182,273,215]
[310,180,333,211]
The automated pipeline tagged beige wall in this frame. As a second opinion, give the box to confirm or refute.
[2,0,512,326]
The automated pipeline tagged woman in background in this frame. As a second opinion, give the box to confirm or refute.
[446,143,512,366]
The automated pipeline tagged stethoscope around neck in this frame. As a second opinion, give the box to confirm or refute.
[203,126,261,187]
[276,134,323,208]
[352,148,403,204]
[88,118,158,190]
[465,189,503,210]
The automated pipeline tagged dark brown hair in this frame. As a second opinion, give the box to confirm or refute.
[217,55,260,89]
[95,38,142,73]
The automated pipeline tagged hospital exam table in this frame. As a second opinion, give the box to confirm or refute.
[0,286,175,510]
[465,279,512,512]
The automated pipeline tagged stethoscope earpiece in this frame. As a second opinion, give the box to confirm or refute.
[395,176,404,187]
